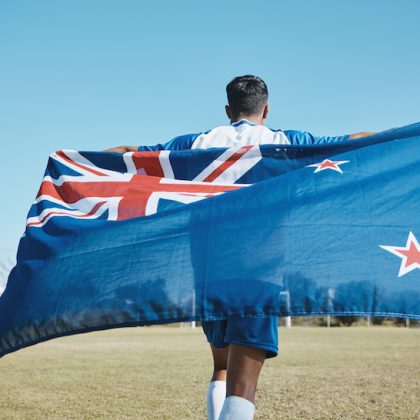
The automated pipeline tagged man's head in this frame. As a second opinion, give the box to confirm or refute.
[225,75,269,125]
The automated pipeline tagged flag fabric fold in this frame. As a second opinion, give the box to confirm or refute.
[0,123,419,357]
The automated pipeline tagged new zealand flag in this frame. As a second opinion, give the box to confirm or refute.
[0,123,419,357]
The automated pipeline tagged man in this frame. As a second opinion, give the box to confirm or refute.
[107,75,374,420]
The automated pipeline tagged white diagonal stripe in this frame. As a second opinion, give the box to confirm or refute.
[192,147,240,182]
[123,152,137,173]
[211,146,262,183]
[159,151,175,178]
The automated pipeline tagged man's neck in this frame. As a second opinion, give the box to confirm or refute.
[230,115,264,126]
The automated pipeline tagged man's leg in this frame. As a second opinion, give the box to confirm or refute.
[207,344,228,420]
[204,316,277,419]
[210,344,228,381]
[218,344,266,420]
[226,344,266,403]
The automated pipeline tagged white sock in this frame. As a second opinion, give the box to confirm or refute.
[206,380,226,420]
[218,396,255,420]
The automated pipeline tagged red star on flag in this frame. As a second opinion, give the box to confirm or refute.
[380,232,420,277]
[307,159,350,174]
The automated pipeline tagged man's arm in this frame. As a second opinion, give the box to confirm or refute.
[103,145,139,153]
[348,132,376,140]
[284,129,376,145]
[104,132,203,153]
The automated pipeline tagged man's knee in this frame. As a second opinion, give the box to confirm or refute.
[212,361,227,381]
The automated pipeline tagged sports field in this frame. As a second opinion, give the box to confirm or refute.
[0,327,419,419]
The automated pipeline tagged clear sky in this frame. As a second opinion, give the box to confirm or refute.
[1,0,419,254]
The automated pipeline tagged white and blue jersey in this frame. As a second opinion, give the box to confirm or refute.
[138,119,349,151]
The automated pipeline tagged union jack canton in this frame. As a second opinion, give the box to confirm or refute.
[28,146,263,228]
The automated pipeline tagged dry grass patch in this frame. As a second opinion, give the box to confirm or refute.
[0,327,419,419]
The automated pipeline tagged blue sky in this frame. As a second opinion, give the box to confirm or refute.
[1,0,419,253]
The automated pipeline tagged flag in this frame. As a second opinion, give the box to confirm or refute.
[0,123,419,357]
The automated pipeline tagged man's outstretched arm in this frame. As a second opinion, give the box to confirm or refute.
[349,132,376,140]
[104,145,139,153]
[104,133,200,152]
[284,130,377,145]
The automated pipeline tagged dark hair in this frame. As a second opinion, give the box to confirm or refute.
[226,75,268,117]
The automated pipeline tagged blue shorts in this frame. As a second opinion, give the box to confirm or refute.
[202,315,279,358]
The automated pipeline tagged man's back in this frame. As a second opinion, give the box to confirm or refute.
[138,119,349,152]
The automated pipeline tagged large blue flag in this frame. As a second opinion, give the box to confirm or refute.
[0,123,419,357]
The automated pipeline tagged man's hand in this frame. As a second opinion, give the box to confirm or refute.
[104,146,138,153]
[349,132,376,140]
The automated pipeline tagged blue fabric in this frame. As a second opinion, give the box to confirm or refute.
[202,316,279,358]
[0,123,419,358]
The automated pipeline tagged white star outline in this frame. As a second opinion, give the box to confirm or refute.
[380,232,420,277]
[306,159,350,174]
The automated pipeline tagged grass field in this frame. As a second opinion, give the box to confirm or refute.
[0,327,419,419]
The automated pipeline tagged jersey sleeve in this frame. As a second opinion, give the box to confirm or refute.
[284,130,349,145]
[138,133,202,151]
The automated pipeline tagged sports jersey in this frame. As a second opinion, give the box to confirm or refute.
[138,119,349,151]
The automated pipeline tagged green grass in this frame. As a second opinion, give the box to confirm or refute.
[0,327,419,419]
